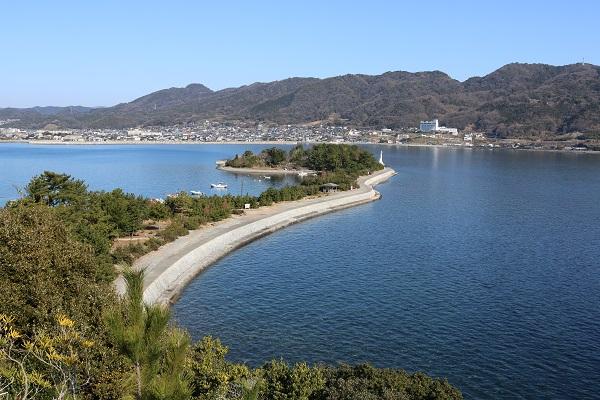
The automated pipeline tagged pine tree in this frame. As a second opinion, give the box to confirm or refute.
[104,269,191,400]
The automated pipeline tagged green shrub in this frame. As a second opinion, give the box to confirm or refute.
[314,364,463,400]
[158,219,189,242]
[145,237,164,251]
[259,360,325,400]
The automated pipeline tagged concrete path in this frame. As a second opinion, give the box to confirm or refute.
[117,167,395,304]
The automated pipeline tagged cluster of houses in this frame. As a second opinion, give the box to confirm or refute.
[0,121,396,144]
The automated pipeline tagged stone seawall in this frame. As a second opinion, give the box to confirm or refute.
[140,168,396,304]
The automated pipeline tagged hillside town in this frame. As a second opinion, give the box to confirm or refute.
[0,118,597,152]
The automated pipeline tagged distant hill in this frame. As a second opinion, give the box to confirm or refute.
[1,63,599,138]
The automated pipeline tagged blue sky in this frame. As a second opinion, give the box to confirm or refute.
[2,0,599,107]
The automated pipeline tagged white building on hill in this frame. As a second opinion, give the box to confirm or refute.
[437,126,459,135]
[420,119,439,132]
[420,118,459,135]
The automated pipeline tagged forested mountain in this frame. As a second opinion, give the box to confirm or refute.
[2,63,599,138]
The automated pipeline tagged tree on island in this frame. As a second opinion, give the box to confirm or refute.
[262,147,287,166]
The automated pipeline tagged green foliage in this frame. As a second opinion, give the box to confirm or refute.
[147,201,171,221]
[51,194,116,256]
[0,170,464,400]
[0,205,130,398]
[289,144,307,164]
[17,171,159,255]
[157,218,189,243]
[25,170,87,206]
[188,336,250,399]
[301,170,359,191]
[305,143,383,174]
[147,327,193,400]
[258,185,320,206]
[112,239,166,265]
[0,314,96,400]
[104,269,192,400]
[314,364,462,400]
[164,193,194,215]
[98,189,149,236]
[225,144,382,175]
[262,147,287,166]
[164,192,259,234]
[225,151,263,168]
[0,205,114,331]
[259,360,325,400]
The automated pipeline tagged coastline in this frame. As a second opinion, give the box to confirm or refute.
[4,139,300,146]
[216,162,317,175]
[117,167,396,305]
[1,139,598,154]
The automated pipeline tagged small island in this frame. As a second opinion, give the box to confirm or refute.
[220,143,385,192]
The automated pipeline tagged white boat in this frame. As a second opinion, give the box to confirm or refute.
[297,171,308,177]
[190,190,203,196]
[210,182,228,189]
[263,176,272,180]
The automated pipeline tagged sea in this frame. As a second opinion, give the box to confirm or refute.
[1,143,599,399]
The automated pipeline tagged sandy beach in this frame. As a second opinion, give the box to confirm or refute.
[116,167,396,304]
[216,162,317,175]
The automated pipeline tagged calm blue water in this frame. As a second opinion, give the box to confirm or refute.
[0,143,296,205]
[172,147,600,399]
[2,144,599,399]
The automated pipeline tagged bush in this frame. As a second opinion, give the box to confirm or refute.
[148,201,172,220]
[315,364,463,400]
[225,151,264,168]
[112,242,146,264]
[158,218,189,242]
[259,360,325,400]
[188,336,251,399]
[182,215,205,230]
[0,205,115,331]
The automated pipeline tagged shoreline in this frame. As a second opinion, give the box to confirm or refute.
[216,162,317,175]
[3,139,300,145]
[1,139,598,154]
[117,167,396,305]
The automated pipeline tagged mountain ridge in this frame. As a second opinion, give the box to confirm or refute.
[1,63,599,138]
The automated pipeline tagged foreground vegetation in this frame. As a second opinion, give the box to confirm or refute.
[0,147,460,399]
[0,210,462,399]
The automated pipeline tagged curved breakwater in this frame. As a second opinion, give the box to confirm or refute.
[133,168,395,304]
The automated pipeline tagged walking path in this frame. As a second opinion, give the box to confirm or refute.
[116,167,395,304]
